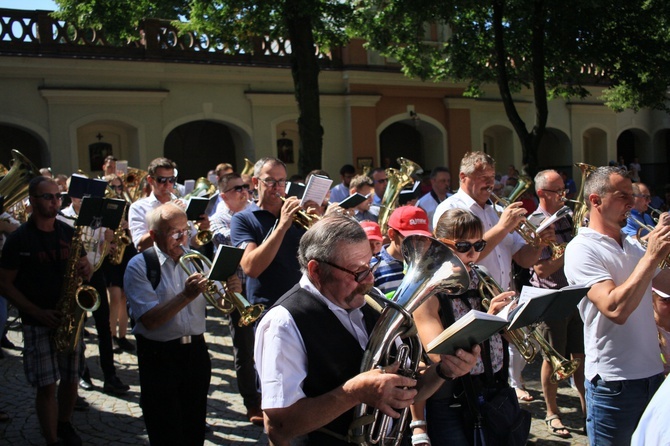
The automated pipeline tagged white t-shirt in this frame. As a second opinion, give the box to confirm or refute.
[631,373,670,446]
[564,227,663,381]
[434,189,526,290]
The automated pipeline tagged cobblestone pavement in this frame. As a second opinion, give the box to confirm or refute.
[1,308,588,445]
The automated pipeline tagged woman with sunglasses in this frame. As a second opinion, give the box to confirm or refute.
[412,208,517,445]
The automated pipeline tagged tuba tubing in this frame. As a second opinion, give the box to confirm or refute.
[350,235,470,446]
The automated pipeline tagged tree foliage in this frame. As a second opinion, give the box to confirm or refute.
[54,0,356,174]
[353,0,670,170]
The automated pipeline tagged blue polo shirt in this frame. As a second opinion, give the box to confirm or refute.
[230,202,304,307]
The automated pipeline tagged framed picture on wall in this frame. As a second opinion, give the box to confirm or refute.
[357,157,373,171]
[89,142,113,171]
[277,138,294,164]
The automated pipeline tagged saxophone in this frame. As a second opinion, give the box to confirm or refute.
[52,224,101,353]
[108,202,130,265]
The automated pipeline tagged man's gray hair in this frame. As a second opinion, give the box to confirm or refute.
[534,169,558,192]
[253,157,286,178]
[147,202,185,232]
[584,166,628,209]
[298,215,368,275]
[459,151,495,176]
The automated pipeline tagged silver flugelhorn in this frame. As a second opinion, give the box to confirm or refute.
[349,235,470,446]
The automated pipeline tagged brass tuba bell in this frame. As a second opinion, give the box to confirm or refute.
[240,158,255,176]
[377,157,423,235]
[0,149,40,213]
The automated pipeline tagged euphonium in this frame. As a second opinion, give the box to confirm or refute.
[564,163,596,236]
[627,212,670,269]
[122,167,149,202]
[350,235,470,446]
[0,149,40,213]
[53,224,101,352]
[178,246,265,326]
[240,158,255,176]
[470,264,580,382]
[378,157,423,235]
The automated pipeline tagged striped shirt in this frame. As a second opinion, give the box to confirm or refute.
[372,245,404,296]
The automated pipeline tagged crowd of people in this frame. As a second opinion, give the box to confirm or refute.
[0,151,669,446]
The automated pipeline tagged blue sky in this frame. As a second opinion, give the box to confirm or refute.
[3,1,58,11]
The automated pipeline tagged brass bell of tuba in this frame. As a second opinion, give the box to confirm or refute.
[349,235,470,446]
[240,158,255,176]
[563,163,596,236]
[377,157,423,235]
[178,246,265,326]
[0,149,40,213]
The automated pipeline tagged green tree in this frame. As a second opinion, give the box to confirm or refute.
[54,0,355,174]
[354,0,670,172]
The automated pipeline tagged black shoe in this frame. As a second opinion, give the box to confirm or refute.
[57,421,82,446]
[115,337,135,352]
[103,375,130,395]
[73,396,90,412]
[79,377,94,391]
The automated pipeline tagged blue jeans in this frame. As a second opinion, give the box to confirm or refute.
[585,373,664,446]
[426,397,470,446]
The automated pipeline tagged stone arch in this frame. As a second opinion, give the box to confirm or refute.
[538,128,572,172]
[0,116,49,168]
[377,113,447,171]
[582,127,608,166]
[617,128,651,168]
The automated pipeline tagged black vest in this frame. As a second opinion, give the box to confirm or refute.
[278,285,379,445]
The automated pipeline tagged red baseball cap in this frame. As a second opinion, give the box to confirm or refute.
[388,206,432,237]
[360,221,383,242]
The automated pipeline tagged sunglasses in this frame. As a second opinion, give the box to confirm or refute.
[441,239,487,253]
[154,175,177,185]
[317,254,382,283]
[32,193,62,201]
[224,184,250,193]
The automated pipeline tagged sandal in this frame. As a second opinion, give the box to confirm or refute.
[545,415,571,438]
[515,387,534,402]
[409,420,431,446]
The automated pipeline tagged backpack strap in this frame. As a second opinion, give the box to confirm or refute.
[142,247,161,290]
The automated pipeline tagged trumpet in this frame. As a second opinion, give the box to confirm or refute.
[178,246,264,326]
[470,264,580,382]
[489,178,565,260]
[649,206,663,224]
[627,212,670,269]
[279,195,321,230]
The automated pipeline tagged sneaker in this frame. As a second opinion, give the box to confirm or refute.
[73,396,90,412]
[115,337,136,352]
[57,421,82,446]
[103,375,130,395]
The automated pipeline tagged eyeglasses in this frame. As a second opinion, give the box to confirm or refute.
[317,254,381,283]
[153,175,177,185]
[168,229,189,240]
[542,188,567,196]
[260,178,287,188]
[633,194,651,200]
[224,184,250,193]
[442,239,487,253]
[32,193,62,201]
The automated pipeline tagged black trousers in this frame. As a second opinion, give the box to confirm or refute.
[228,309,261,409]
[88,269,116,379]
[136,334,212,446]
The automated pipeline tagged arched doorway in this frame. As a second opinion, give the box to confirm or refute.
[582,128,608,166]
[164,121,237,181]
[76,120,140,176]
[538,128,572,173]
[380,122,424,170]
[617,129,650,169]
[0,124,47,169]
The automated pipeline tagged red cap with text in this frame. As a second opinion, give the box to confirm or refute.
[388,206,432,237]
[360,221,383,242]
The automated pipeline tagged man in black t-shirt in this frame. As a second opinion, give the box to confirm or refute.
[0,177,92,446]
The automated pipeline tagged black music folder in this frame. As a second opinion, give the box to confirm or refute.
[208,244,245,281]
[339,193,367,209]
[77,197,126,229]
[506,285,590,330]
[426,310,508,356]
[185,197,210,221]
[286,182,306,199]
[68,174,108,199]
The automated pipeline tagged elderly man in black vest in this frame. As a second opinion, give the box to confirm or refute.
[255,215,479,445]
